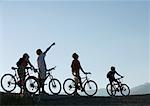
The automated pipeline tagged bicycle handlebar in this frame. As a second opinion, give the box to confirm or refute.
[32,66,56,74]
[85,72,91,75]
[11,67,33,70]
[116,76,124,80]
[11,67,18,70]
[72,72,91,76]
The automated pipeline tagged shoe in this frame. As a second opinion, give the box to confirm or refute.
[74,92,80,96]
[41,90,49,95]
[19,93,24,97]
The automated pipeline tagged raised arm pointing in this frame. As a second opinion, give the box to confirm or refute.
[43,42,55,55]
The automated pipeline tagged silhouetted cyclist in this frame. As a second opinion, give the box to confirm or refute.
[107,66,123,90]
[36,42,55,93]
[16,53,35,96]
[71,53,87,91]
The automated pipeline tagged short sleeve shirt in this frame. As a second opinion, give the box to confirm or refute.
[71,59,81,75]
[37,53,47,70]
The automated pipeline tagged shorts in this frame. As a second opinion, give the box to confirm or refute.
[39,68,46,79]
[17,68,25,81]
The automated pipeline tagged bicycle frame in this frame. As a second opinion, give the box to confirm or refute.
[81,74,90,86]
[34,67,56,86]
[73,73,91,89]
[42,70,54,86]
[63,72,97,96]
[25,66,62,95]
[12,67,31,83]
[12,68,20,82]
[1,67,33,93]
[46,71,54,80]
[112,78,123,92]
[35,68,54,80]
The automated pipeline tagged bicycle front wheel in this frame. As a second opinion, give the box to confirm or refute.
[121,84,130,96]
[63,78,76,95]
[84,80,98,96]
[49,78,61,95]
[25,76,39,94]
[1,74,16,92]
[106,84,116,96]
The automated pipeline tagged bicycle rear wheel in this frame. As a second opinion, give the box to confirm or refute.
[25,76,39,94]
[84,80,98,96]
[121,84,130,96]
[106,84,116,96]
[1,74,16,92]
[49,78,61,95]
[63,78,76,95]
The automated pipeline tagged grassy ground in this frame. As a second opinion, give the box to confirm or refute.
[1,92,150,106]
[0,92,35,106]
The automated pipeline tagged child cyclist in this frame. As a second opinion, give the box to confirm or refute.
[36,42,55,93]
[71,53,89,91]
[107,66,123,91]
[16,53,35,96]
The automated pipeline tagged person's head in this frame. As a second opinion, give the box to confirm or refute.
[111,66,115,71]
[72,53,79,60]
[23,53,29,59]
[36,49,42,55]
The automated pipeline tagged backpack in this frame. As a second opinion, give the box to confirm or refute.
[16,58,23,67]
[107,71,111,78]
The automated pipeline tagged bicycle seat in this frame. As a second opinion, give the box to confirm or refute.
[117,77,123,80]
[85,72,91,75]
[26,67,32,70]
[11,67,18,70]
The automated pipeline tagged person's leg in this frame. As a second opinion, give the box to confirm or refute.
[17,68,24,96]
[73,75,80,96]
[74,76,78,88]
[39,78,45,93]
[22,70,26,94]
[40,69,46,93]
[39,69,43,93]
[114,79,121,90]
[78,76,82,89]
[113,79,119,86]
[109,79,114,95]
[41,79,45,93]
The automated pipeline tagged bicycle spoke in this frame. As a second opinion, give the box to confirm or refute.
[63,78,76,95]
[121,84,130,96]
[106,84,116,96]
[84,80,98,96]
[25,77,39,94]
[49,78,61,95]
[1,74,16,92]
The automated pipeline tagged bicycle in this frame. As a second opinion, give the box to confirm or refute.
[1,67,33,93]
[106,77,130,96]
[25,66,61,95]
[63,72,98,97]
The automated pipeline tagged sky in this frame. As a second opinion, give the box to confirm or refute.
[0,0,149,93]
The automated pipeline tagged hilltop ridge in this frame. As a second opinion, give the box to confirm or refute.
[131,82,150,95]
